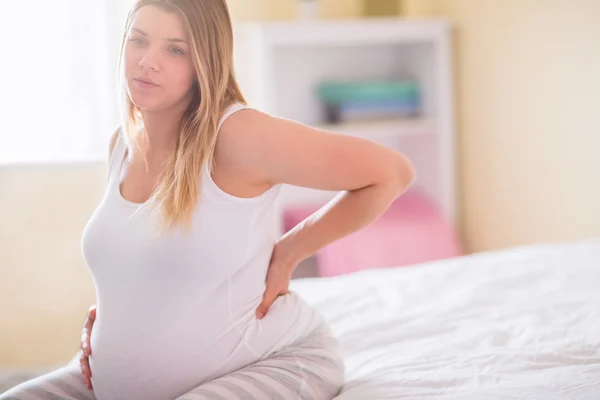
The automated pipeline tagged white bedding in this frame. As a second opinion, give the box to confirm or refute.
[290,239,600,400]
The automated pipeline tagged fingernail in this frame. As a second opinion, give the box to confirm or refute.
[257,312,264,319]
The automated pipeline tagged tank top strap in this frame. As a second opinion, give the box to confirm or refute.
[107,131,128,184]
[204,102,248,177]
[218,102,248,131]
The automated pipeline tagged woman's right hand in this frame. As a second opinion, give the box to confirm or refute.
[80,305,96,390]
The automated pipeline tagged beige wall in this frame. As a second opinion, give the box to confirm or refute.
[411,0,600,251]
[1,164,104,367]
[2,0,600,368]
[227,0,363,20]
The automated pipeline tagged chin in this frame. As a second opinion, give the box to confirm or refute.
[130,98,163,112]
[127,90,165,112]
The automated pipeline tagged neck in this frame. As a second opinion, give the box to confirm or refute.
[139,110,180,157]
[138,97,191,159]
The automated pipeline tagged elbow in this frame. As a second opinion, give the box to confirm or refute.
[392,154,416,196]
[371,153,416,198]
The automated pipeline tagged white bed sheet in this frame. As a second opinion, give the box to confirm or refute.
[290,239,600,400]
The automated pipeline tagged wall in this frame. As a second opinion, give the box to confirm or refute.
[409,0,600,251]
[1,165,103,367]
[227,0,362,20]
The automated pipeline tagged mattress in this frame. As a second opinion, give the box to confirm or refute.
[290,239,600,399]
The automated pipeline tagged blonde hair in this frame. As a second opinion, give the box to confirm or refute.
[118,0,245,232]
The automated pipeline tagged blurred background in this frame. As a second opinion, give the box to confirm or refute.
[1,0,598,370]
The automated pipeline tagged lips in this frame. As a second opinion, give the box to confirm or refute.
[134,77,159,86]
[133,78,159,89]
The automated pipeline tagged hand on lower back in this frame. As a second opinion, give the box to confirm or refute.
[256,241,297,319]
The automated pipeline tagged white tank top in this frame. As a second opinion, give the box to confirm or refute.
[81,103,324,400]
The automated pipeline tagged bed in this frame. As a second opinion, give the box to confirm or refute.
[2,239,599,399]
[291,238,600,399]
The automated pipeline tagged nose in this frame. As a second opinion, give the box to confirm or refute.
[138,47,160,72]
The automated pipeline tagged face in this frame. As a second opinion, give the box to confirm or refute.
[124,5,196,112]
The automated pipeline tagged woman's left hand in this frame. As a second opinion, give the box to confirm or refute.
[256,240,298,319]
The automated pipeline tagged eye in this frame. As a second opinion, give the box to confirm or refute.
[129,37,147,46]
[169,46,185,56]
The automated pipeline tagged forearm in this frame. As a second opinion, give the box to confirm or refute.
[279,178,411,267]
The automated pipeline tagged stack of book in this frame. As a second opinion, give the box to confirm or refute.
[316,79,420,124]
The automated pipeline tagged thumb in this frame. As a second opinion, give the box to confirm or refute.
[89,306,96,321]
[256,289,278,320]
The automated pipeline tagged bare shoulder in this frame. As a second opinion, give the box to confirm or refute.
[215,107,306,184]
[217,107,268,144]
[215,108,272,182]
[218,107,267,137]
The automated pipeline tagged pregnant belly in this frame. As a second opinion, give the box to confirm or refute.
[89,317,259,400]
[89,292,320,400]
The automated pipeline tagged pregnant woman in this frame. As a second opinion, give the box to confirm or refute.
[1,0,415,399]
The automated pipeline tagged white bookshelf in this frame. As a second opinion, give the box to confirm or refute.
[233,18,456,234]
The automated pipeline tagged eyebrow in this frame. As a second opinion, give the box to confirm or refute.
[132,28,188,44]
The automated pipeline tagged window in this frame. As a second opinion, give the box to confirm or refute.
[0,1,131,164]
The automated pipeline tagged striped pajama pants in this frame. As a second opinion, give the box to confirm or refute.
[1,323,345,400]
